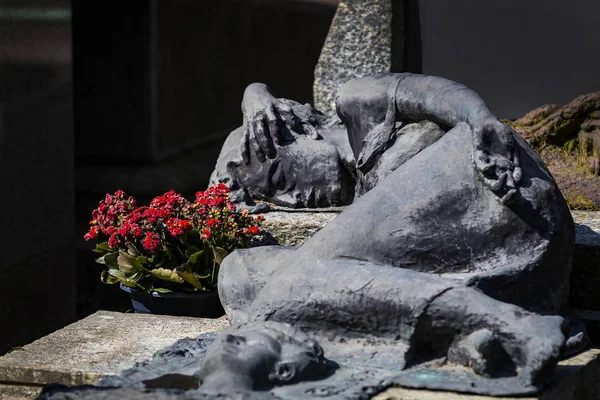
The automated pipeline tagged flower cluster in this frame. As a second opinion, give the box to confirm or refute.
[189,184,264,251]
[85,186,263,293]
[84,190,137,241]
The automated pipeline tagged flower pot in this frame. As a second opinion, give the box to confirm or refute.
[120,284,225,318]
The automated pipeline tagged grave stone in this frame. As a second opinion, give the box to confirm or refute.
[314,0,405,118]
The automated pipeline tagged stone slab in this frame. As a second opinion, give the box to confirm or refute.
[259,210,600,247]
[0,313,598,399]
[0,383,41,400]
[253,210,340,246]
[0,311,229,389]
[374,348,600,400]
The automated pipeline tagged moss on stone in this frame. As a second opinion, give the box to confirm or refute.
[564,138,578,153]
[565,193,600,211]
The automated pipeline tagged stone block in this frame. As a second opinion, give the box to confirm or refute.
[252,210,340,246]
[0,311,229,391]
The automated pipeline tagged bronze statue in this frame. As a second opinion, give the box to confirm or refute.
[39,74,582,399]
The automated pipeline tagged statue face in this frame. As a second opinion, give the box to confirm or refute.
[199,324,326,389]
[200,331,281,384]
[233,133,354,208]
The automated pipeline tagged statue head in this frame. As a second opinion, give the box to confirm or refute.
[198,321,327,391]
[211,104,355,209]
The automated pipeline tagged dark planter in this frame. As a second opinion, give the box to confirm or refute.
[120,284,225,318]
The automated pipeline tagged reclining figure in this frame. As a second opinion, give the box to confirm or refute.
[211,73,579,395]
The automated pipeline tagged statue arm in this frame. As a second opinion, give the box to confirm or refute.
[337,73,521,203]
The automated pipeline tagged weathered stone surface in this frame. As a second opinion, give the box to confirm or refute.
[251,211,339,246]
[0,311,229,389]
[0,383,41,400]
[511,92,600,209]
[259,209,600,247]
[313,0,400,118]
[374,349,600,400]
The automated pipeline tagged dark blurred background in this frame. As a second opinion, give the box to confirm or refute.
[0,0,598,355]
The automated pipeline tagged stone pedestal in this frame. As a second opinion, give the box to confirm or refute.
[0,311,596,399]
[0,311,229,399]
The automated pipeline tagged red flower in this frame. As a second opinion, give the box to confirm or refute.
[84,226,100,241]
[103,225,116,235]
[131,224,143,237]
[166,218,192,237]
[108,234,120,248]
[143,232,161,251]
[246,226,260,235]
[201,229,211,240]
[206,218,218,228]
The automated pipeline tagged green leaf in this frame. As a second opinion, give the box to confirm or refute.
[150,268,185,284]
[196,270,211,279]
[93,242,111,254]
[176,272,203,289]
[211,246,228,265]
[175,263,192,273]
[125,241,141,256]
[187,250,206,266]
[185,245,201,258]
[107,269,142,287]
[100,270,119,284]
[102,252,119,269]
[152,287,173,294]
[117,250,143,274]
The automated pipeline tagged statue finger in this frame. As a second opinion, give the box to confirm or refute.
[275,103,294,126]
[255,118,275,159]
[241,120,251,164]
[501,188,517,204]
[265,106,281,145]
[479,172,506,194]
[505,171,517,191]
[491,172,508,193]
[249,122,265,162]
[513,167,523,184]
[512,149,522,183]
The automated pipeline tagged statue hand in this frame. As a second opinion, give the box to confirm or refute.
[241,94,294,164]
[473,120,522,204]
